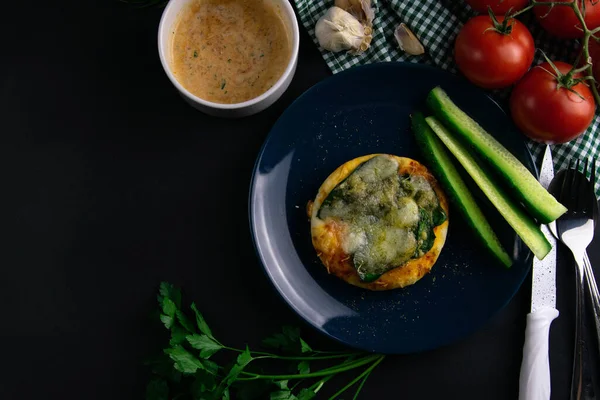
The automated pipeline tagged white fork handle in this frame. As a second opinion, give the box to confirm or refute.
[519,307,560,400]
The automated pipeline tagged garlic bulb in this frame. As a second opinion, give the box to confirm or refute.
[315,7,372,54]
[394,23,425,56]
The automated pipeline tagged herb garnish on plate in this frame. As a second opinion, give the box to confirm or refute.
[146,282,385,400]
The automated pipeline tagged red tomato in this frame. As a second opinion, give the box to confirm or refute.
[455,16,535,89]
[465,0,529,14]
[534,0,600,38]
[509,61,595,144]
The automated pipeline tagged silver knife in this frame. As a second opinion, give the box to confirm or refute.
[518,145,559,400]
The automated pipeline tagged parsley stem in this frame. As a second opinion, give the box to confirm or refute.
[238,354,381,380]
[287,354,373,375]
[309,374,334,392]
[311,349,363,355]
[222,346,357,360]
[308,357,365,374]
[261,353,356,361]
[328,355,385,400]
[291,379,304,391]
[352,367,373,400]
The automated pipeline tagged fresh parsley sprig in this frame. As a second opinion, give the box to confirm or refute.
[146,282,384,400]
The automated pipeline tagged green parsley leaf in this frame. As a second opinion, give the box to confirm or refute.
[187,334,223,358]
[176,310,196,333]
[274,380,289,390]
[237,346,253,366]
[270,391,297,400]
[224,363,245,386]
[201,358,219,375]
[262,326,301,354]
[160,314,175,329]
[299,338,312,354]
[191,302,213,338]
[145,378,169,400]
[164,346,204,374]
[150,283,383,400]
[191,369,217,395]
[159,282,182,309]
[297,360,310,375]
[296,388,316,400]
[161,298,176,317]
[224,346,253,385]
[158,286,179,330]
[193,50,198,57]
[221,80,226,90]
[169,325,189,346]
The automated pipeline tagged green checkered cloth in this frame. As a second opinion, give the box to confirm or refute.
[294,0,600,195]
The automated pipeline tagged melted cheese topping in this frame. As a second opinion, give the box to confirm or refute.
[317,155,445,282]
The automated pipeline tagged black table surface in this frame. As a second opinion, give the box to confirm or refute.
[2,1,599,399]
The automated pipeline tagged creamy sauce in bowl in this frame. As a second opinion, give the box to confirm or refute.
[170,0,292,104]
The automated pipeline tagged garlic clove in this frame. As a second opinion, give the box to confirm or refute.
[334,0,374,27]
[359,0,374,27]
[394,23,425,56]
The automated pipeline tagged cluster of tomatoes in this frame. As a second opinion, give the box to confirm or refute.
[456,0,600,144]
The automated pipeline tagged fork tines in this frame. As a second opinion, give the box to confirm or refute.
[562,157,597,215]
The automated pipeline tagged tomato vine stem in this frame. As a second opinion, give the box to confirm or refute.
[526,0,600,105]
[499,1,600,104]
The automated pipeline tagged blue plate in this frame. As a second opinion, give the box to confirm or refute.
[249,62,535,354]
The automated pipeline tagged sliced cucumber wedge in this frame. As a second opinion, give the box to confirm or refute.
[425,116,551,260]
[412,113,513,268]
[427,86,567,224]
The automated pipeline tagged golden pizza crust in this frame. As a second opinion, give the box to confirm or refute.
[309,154,449,291]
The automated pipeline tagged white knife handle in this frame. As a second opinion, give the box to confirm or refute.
[518,307,559,400]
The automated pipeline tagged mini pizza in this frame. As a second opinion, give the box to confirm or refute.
[308,154,449,291]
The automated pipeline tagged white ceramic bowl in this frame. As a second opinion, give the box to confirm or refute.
[158,0,300,118]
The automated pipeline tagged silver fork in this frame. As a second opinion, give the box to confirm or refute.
[556,159,597,400]
[550,160,600,351]
[582,159,600,355]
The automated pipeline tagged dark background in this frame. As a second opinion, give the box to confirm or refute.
[1,1,599,399]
